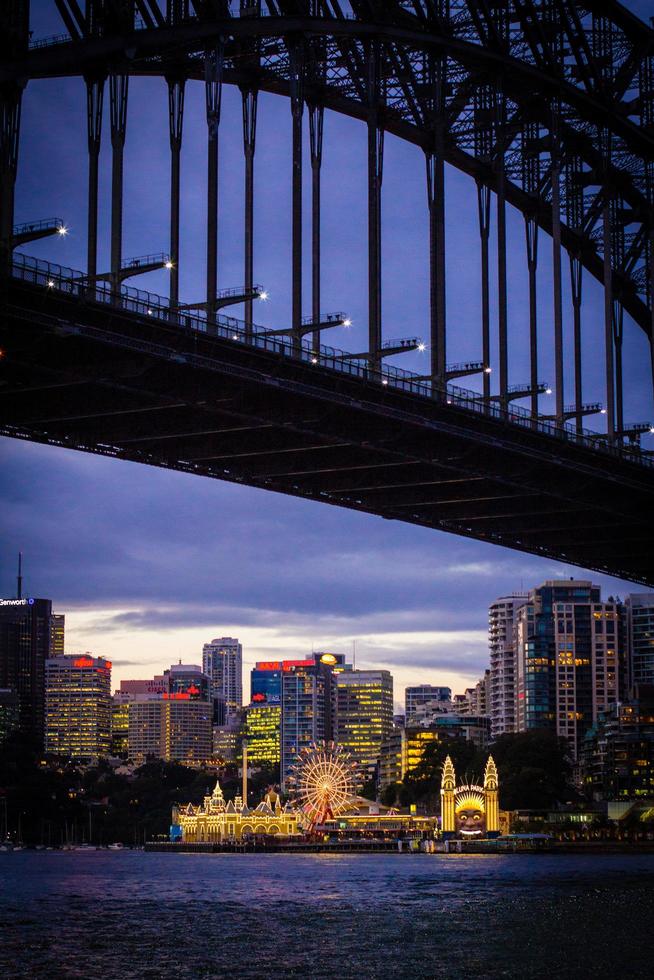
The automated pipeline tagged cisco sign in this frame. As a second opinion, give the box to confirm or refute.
[0,598,35,606]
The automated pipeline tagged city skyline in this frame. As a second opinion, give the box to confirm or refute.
[0,545,641,714]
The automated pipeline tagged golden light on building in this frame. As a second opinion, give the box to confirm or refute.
[45,654,111,762]
[245,703,281,765]
[173,780,299,842]
[440,754,501,837]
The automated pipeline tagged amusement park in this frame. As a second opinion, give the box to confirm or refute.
[166,741,514,853]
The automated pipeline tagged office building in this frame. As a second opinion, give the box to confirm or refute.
[459,670,491,717]
[128,697,212,766]
[516,580,625,757]
[489,594,527,738]
[118,676,165,697]
[202,637,243,723]
[44,654,112,762]
[50,614,65,656]
[580,686,654,801]
[245,703,281,766]
[334,670,394,775]
[0,595,56,745]
[250,663,282,705]
[213,716,244,763]
[405,685,452,723]
[0,688,20,745]
[626,594,654,688]
[111,699,129,756]
[280,654,343,784]
[163,663,210,701]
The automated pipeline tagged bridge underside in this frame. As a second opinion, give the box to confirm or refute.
[1,279,653,587]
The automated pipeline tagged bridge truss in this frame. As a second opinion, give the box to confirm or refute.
[1,1,654,584]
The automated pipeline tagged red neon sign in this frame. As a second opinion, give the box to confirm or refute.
[73,656,94,668]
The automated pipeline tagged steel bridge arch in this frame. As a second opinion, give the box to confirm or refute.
[3,3,653,338]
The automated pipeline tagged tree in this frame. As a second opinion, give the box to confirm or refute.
[490,730,575,809]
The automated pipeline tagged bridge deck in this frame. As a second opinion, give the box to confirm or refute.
[1,276,653,586]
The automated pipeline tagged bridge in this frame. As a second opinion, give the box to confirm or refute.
[1,0,653,586]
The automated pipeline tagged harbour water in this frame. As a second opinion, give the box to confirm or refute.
[1,851,653,978]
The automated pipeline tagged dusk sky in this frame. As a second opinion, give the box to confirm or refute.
[1,0,651,707]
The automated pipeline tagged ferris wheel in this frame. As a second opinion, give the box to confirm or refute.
[287,741,358,829]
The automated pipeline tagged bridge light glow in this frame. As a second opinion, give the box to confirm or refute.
[484,366,492,374]
[417,343,426,352]
[258,291,268,300]
[47,279,55,288]
[600,408,607,415]
[545,387,553,395]
[164,260,174,270]
[56,225,68,236]
[343,318,352,327]
[382,378,388,386]
[311,357,318,364]
[146,308,153,315]
[650,426,654,434]
[232,334,239,341]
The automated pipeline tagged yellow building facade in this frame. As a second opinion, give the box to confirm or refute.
[440,754,501,837]
[174,781,300,842]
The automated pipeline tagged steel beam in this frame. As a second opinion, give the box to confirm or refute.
[0,84,22,280]
[167,75,185,307]
[525,215,539,419]
[496,151,508,407]
[205,42,223,324]
[290,41,304,353]
[109,74,128,292]
[551,117,564,423]
[85,75,104,285]
[241,86,257,340]
[309,101,324,353]
[603,191,615,442]
[367,41,383,376]
[570,254,584,436]
[613,298,624,437]
[477,180,491,401]
[425,52,446,390]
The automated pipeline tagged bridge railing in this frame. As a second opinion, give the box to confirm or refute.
[10,252,652,470]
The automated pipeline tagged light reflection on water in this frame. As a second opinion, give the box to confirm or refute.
[1,852,652,978]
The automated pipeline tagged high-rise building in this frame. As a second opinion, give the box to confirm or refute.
[202,637,243,723]
[580,685,654,801]
[280,654,344,784]
[0,688,20,745]
[163,663,210,701]
[213,715,244,763]
[128,697,212,766]
[45,654,112,762]
[458,670,491,717]
[110,699,130,756]
[0,596,56,745]
[250,664,282,705]
[50,614,65,656]
[334,670,394,776]
[626,594,654,688]
[516,580,626,757]
[489,594,527,738]
[118,676,165,697]
[245,703,281,766]
[405,685,451,723]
